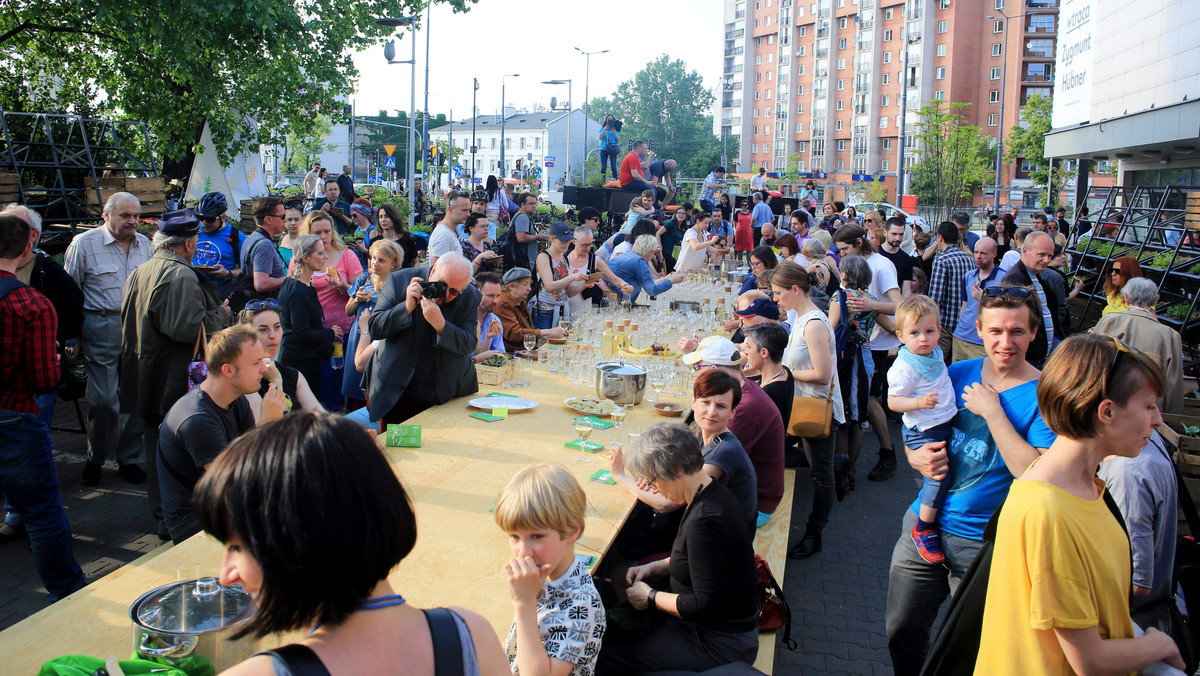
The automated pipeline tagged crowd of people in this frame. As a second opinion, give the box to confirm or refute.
[0,149,1193,675]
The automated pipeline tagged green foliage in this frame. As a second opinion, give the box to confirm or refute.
[863,180,889,204]
[1168,304,1191,321]
[1093,241,1131,258]
[576,155,606,188]
[1147,252,1174,269]
[1073,235,1092,252]
[0,1,474,172]
[279,115,335,173]
[1186,261,1200,275]
[908,101,993,222]
[1007,95,1074,208]
[587,55,723,179]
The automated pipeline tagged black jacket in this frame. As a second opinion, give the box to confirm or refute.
[28,251,84,344]
[1001,260,1060,366]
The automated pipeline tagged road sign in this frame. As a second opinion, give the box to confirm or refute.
[851,174,876,181]
[453,165,462,178]
[544,159,554,167]
[384,145,397,157]
[384,157,396,169]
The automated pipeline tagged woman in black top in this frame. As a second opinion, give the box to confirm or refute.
[277,234,342,401]
[741,323,793,423]
[372,203,419,268]
[239,303,324,419]
[597,423,759,675]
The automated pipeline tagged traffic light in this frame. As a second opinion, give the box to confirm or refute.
[428,144,437,164]
[515,159,522,170]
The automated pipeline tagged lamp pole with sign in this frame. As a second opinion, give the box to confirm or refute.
[376,15,420,230]
[500,73,520,180]
[542,79,572,188]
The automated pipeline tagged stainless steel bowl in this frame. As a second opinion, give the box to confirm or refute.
[595,360,648,405]
[130,577,257,673]
[669,299,701,313]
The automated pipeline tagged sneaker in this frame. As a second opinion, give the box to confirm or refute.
[118,463,147,485]
[81,462,103,487]
[867,449,897,481]
[911,524,946,565]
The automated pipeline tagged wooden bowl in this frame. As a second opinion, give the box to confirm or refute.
[653,402,684,417]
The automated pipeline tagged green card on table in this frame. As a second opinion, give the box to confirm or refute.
[589,469,616,485]
[385,424,422,447]
[565,440,605,452]
[574,415,613,430]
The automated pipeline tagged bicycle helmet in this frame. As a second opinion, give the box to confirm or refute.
[470,190,489,203]
[195,192,228,220]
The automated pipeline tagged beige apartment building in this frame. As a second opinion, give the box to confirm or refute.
[722,0,1066,206]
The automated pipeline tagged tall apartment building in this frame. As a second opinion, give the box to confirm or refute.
[722,0,1062,205]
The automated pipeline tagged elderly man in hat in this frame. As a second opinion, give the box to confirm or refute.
[120,208,231,537]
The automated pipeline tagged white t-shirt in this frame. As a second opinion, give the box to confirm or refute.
[428,224,459,262]
[751,174,767,191]
[887,357,957,431]
[1000,249,1021,271]
[675,228,707,271]
[613,241,633,257]
[865,252,901,350]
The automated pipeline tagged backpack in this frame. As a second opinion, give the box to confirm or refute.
[755,554,797,650]
[496,215,532,271]
[226,234,279,314]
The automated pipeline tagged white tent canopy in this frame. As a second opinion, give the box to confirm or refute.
[183,119,270,223]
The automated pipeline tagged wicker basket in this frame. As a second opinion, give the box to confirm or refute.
[477,361,514,386]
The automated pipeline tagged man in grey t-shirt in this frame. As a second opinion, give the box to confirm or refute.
[511,192,546,269]
[240,196,287,295]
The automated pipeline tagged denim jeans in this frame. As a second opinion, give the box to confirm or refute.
[0,408,85,601]
[621,179,666,203]
[885,509,986,676]
[3,391,57,529]
[600,150,619,180]
[531,305,562,330]
[799,422,839,531]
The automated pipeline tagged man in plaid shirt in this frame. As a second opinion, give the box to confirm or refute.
[0,214,85,600]
[927,221,976,364]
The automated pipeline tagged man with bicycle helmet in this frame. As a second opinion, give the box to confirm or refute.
[457,190,497,242]
[194,191,246,295]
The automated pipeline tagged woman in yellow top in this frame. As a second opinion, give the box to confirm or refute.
[975,334,1182,675]
[1102,256,1142,315]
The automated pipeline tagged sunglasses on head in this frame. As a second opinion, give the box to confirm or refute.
[982,286,1032,298]
[245,298,280,311]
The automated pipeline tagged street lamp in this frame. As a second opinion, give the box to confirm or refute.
[987,10,1019,214]
[575,47,608,183]
[500,74,520,180]
[543,79,572,189]
[377,15,419,231]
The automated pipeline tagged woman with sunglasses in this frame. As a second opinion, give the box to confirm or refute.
[974,335,1182,675]
[741,246,778,294]
[239,300,324,420]
[278,234,343,403]
[566,226,634,316]
[1102,256,1143,316]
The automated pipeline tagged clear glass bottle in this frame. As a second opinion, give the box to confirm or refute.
[601,320,615,356]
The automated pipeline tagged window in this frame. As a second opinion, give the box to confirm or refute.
[937,20,947,33]
[990,67,1001,80]
[754,19,760,27]
[796,121,805,133]
[755,90,761,100]
[988,113,998,126]
[507,138,512,148]
[939,0,950,8]
[882,138,892,148]
[993,20,1003,33]
[798,83,805,93]
[519,137,525,149]
[767,71,773,80]
[768,34,775,43]
[836,99,844,110]
[755,72,762,82]
[992,43,1002,56]
[839,17,848,28]
[1027,14,1055,33]
[994,0,1003,8]
[883,51,891,63]
[796,102,804,113]
[838,160,846,170]
[756,37,763,46]
[756,55,762,64]
[491,138,497,149]
[880,116,888,127]
[839,38,847,50]
[837,78,845,90]
[837,140,847,151]
[799,45,807,55]
[835,119,844,130]
[935,67,946,79]
[766,89,773,99]
[936,44,947,57]
[989,90,1000,103]
[753,108,760,118]
[798,64,806,74]
[799,25,808,36]
[880,94,889,106]
[885,8,893,19]
[1026,38,1054,58]
[1024,62,1052,81]
[837,58,845,70]
[883,29,892,41]
[882,159,890,170]
[752,143,759,153]
[754,125,759,136]
[881,72,890,84]
[766,16,772,26]
[933,90,945,100]
[799,141,807,152]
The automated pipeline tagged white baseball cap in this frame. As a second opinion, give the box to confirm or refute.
[681,336,743,367]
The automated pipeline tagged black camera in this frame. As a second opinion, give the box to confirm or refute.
[419,280,448,301]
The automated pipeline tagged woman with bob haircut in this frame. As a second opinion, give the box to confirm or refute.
[194,413,510,675]
[597,422,759,675]
[974,334,1182,675]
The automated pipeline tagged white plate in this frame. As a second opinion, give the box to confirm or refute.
[468,396,539,411]
[563,397,616,416]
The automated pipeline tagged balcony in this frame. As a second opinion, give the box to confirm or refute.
[855,82,871,93]
[735,9,746,18]
[815,48,829,58]
[722,98,742,108]
[724,46,744,56]
[1024,43,1054,58]
[815,68,829,77]
[777,112,788,120]
[1026,0,1057,7]
[854,125,868,136]
[725,29,745,40]
[1025,18,1056,33]
[1022,73,1054,83]
[860,0,874,7]
[816,27,828,38]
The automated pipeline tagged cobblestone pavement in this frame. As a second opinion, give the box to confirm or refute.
[3,402,922,675]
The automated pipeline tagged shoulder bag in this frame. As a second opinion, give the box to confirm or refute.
[187,325,208,392]
[788,328,835,438]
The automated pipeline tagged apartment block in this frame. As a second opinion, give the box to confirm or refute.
[722,0,1062,204]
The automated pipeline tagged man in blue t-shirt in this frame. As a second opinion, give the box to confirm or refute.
[697,167,727,213]
[647,158,677,205]
[193,192,246,297]
[884,292,1057,676]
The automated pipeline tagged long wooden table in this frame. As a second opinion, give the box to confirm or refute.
[0,363,790,673]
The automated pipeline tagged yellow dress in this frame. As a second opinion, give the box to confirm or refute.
[974,478,1133,676]
[1102,293,1128,316]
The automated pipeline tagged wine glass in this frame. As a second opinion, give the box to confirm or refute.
[559,317,572,335]
[523,333,538,354]
[574,420,594,448]
[610,407,626,429]
[650,375,666,403]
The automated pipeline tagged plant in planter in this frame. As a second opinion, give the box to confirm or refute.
[1186,261,1200,275]
[1168,304,1192,322]
[1147,251,1175,269]
[1073,235,1092,252]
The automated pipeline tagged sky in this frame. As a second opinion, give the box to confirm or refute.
[350,0,725,122]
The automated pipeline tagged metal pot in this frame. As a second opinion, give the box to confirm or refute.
[728,271,748,286]
[130,577,257,672]
[669,299,701,313]
[721,259,741,274]
[595,360,648,405]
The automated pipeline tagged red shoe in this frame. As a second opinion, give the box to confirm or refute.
[912,524,946,565]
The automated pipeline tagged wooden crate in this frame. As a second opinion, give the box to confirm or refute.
[1187,192,1200,230]
[476,361,515,386]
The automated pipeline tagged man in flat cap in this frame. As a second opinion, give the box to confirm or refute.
[120,209,231,537]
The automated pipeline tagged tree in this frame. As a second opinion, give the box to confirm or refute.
[279,115,335,173]
[0,0,475,178]
[587,55,723,179]
[1007,94,1074,208]
[908,101,993,222]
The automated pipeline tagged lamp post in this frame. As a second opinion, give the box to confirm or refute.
[377,15,420,231]
[499,74,520,181]
[987,10,1018,214]
[543,79,572,188]
[422,5,431,185]
[471,78,479,186]
[575,47,608,183]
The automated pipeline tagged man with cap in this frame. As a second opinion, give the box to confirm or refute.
[193,191,246,296]
[458,191,498,242]
[493,267,568,353]
[681,336,786,528]
[120,208,232,537]
[64,191,152,487]
[730,295,782,343]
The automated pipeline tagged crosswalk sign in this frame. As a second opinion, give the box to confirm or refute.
[384,157,396,168]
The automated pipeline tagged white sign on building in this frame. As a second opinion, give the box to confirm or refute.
[1052,0,1097,128]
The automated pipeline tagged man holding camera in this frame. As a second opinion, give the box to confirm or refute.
[365,251,480,425]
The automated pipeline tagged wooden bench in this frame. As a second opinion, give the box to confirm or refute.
[752,468,797,672]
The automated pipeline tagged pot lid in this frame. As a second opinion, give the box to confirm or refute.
[597,361,646,376]
[134,577,254,633]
